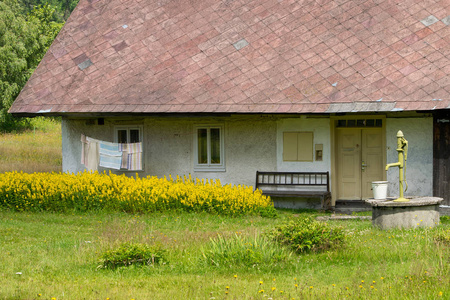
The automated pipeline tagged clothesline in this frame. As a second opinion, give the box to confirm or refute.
[81,134,143,171]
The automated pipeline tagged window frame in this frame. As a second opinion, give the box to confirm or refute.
[193,124,225,172]
[114,125,143,144]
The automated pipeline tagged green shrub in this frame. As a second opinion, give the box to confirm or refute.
[201,234,291,267]
[267,217,345,253]
[99,243,167,269]
[258,206,278,218]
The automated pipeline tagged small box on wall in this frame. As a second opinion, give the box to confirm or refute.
[315,144,323,161]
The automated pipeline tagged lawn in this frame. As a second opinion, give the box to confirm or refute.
[1,119,449,299]
[1,209,450,299]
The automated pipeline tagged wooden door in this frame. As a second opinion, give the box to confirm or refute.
[337,128,384,200]
[434,114,450,204]
[361,129,384,199]
[337,129,361,200]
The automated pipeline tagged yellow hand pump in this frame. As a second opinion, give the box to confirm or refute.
[385,130,408,202]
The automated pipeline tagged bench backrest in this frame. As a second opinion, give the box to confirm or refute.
[256,171,330,191]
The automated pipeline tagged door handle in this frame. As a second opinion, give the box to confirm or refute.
[362,161,367,170]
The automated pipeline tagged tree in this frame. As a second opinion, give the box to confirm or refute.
[0,1,63,131]
[19,0,79,22]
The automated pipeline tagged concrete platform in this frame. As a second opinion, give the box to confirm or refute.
[317,215,372,221]
[366,197,444,229]
[334,200,372,214]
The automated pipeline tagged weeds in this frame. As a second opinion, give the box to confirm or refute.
[201,233,292,268]
[267,216,345,253]
[99,242,167,269]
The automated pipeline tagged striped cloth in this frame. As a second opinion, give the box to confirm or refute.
[118,143,129,169]
[99,141,122,170]
[119,142,143,170]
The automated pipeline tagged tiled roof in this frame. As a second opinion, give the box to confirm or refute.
[9,0,450,115]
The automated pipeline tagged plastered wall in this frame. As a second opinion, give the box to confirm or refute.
[385,117,433,197]
[62,115,277,187]
[276,117,331,172]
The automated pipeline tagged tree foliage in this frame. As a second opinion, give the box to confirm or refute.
[0,1,63,131]
[20,0,79,22]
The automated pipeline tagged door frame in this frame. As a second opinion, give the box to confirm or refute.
[330,115,387,206]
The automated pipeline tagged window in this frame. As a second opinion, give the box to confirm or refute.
[283,132,313,161]
[115,126,143,143]
[194,125,225,171]
[114,125,143,171]
[336,119,382,127]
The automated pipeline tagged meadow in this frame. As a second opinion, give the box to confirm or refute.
[1,119,450,299]
[0,118,62,173]
[2,210,450,299]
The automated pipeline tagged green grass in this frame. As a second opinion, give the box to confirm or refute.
[1,209,450,299]
[0,117,62,173]
[0,119,448,298]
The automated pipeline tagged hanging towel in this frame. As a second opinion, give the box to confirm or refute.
[99,141,120,155]
[99,155,122,170]
[127,152,142,171]
[118,142,142,170]
[99,141,122,170]
[118,143,129,169]
[127,142,142,154]
[128,142,142,170]
[81,134,87,165]
[85,137,100,172]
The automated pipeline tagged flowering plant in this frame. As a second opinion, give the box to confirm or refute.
[0,172,276,216]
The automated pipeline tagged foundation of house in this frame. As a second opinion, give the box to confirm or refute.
[365,197,443,229]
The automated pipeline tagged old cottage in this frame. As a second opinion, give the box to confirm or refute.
[9,0,450,208]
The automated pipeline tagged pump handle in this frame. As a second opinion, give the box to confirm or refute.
[403,139,408,161]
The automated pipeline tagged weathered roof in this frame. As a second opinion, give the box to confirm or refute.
[9,0,450,115]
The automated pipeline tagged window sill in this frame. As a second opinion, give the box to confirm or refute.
[194,166,226,172]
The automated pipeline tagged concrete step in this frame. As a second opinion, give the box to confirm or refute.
[334,200,371,214]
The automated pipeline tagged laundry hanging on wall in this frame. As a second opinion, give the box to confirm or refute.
[118,143,143,171]
[81,134,143,171]
[81,135,100,172]
[99,141,123,170]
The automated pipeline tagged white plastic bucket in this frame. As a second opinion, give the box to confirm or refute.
[372,181,388,199]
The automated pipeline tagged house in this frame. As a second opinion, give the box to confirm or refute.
[9,0,449,209]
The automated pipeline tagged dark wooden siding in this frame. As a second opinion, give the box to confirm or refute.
[434,112,450,205]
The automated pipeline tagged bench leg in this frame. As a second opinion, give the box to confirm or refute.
[322,194,332,210]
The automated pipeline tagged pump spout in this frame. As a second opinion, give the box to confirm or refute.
[385,162,401,171]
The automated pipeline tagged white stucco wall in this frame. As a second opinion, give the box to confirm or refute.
[385,117,433,198]
[62,116,277,187]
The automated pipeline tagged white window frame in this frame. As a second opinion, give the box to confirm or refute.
[193,124,225,172]
[114,125,143,144]
[114,125,144,171]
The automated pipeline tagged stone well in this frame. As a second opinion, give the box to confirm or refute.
[365,197,443,230]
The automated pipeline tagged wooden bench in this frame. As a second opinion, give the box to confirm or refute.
[255,171,332,209]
